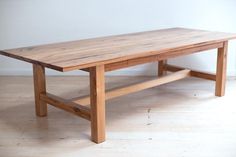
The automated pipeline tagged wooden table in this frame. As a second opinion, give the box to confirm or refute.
[1,28,236,143]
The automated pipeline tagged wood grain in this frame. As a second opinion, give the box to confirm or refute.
[72,69,190,106]
[81,42,223,72]
[33,64,47,116]
[40,93,91,120]
[215,41,228,96]
[164,64,216,81]
[1,28,236,71]
[158,60,167,76]
[90,65,106,143]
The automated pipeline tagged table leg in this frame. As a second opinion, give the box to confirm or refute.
[215,41,228,96]
[33,64,47,116]
[158,60,167,76]
[90,65,106,143]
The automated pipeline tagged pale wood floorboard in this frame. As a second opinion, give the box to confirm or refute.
[0,76,236,157]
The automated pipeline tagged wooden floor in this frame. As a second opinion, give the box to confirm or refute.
[0,76,236,157]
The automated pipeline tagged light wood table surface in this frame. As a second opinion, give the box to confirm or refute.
[1,28,236,143]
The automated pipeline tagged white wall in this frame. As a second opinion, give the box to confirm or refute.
[0,0,236,76]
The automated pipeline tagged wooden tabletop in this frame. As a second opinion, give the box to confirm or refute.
[1,28,236,72]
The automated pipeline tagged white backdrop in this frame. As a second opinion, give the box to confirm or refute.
[0,0,236,76]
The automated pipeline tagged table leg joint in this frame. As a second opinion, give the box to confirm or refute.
[164,64,216,81]
[40,93,91,121]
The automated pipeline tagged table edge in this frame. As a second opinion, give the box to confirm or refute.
[1,37,236,72]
